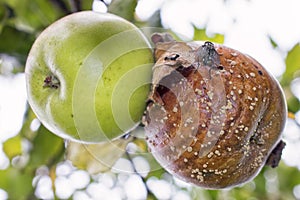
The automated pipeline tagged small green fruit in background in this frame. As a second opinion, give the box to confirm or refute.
[25,11,153,143]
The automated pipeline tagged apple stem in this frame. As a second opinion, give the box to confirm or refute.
[43,75,60,89]
[265,140,286,168]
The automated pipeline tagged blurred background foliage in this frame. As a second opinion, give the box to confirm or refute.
[0,0,300,199]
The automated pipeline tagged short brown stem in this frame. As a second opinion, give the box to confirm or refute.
[265,140,286,168]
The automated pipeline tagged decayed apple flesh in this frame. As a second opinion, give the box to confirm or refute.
[144,34,287,189]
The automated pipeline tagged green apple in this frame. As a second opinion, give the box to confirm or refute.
[25,11,153,143]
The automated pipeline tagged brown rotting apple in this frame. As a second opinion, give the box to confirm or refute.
[143,33,287,189]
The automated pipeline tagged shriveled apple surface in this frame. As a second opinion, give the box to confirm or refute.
[144,33,286,189]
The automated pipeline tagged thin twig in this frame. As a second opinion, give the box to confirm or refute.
[70,0,82,12]
[100,0,109,7]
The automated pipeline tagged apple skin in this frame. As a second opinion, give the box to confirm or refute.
[25,11,153,143]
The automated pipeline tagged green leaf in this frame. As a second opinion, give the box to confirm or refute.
[0,124,63,199]
[268,35,278,48]
[0,3,12,32]
[277,164,300,200]
[133,138,148,152]
[81,0,93,10]
[278,163,300,188]
[281,44,300,113]
[193,25,224,44]
[0,167,34,200]
[0,25,35,60]
[146,167,166,180]
[206,190,219,200]
[27,125,64,170]
[108,0,137,21]
[147,192,158,200]
[0,4,6,22]
[287,95,300,113]
[2,134,22,160]
[252,169,267,198]
[5,0,65,30]
[67,136,133,174]
[281,44,300,86]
